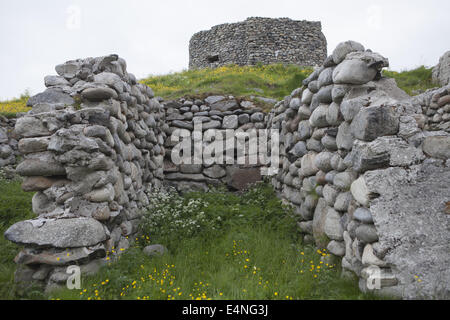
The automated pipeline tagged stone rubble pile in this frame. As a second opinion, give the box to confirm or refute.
[4,54,166,292]
[162,96,267,192]
[267,40,450,299]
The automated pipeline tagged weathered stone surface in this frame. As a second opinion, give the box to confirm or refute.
[222,115,239,129]
[333,171,357,190]
[353,207,374,224]
[298,120,312,141]
[336,122,354,151]
[180,164,203,174]
[251,112,265,123]
[81,87,118,101]
[355,224,379,243]
[309,104,328,128]
[350,106,399,142]
[350,176,370,206]
[18,137,50,154]
[317,67,334,88]
[15,117,52,138]
[4,218,107,248]
[323,184,338,206]
[327,240,345,257]
[22,176,65,192]
[341,97,368,121]
[312,198,329,248]
[16,152,65,177]
[334,192,352,212]
[203,165,226,179]
[205,96,225,105]
[300,153,319,176]
[332,40,365,64]
[290,141,307,158]
[324,208,344,241]
[351,137,424,172]
[333,59,377,85]
[143,245,168,257]
[361,244,386,267]
[314,151,333,172]
[333,51,388,85]
[27,89,74,107]
[44,75,71,87]
[210,99,239,112]
[84,184,115,203]
[422,136,450,159]
[362,163,450,299]
[432,51,450,86]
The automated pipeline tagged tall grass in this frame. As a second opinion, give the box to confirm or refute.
[48,183,386,301]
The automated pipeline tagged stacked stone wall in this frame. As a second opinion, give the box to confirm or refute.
[189,17,327,69]
[5,54,166,291]
[4,42,450,299]
[267,41,450,299]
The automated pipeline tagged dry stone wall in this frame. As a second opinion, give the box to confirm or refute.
[0,116,20,173]
[162,96,267,192]
[4,54,166,292]
[412,85,450,133]
[4,41,450,299]
[189,17,327,69]
[432,51,450,86]
[268,41,450,299]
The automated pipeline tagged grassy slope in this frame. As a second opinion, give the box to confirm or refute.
[141,64,437,102]
[141,64,313,103]
[0,65,438,117]
[382,66,436,95]
[0,94,31,118]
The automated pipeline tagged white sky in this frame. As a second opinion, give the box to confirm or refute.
[0,0,449,100]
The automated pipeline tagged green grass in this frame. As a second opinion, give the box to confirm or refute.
[0,179,390,301]
[140,64,314,105]
[0,176,34,299]
[0,92,31,117]
[382,66,436,95]
[141,64,439,107]
[0,65,439,118]
[47,183,386,301]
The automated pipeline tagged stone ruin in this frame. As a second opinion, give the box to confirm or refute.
[189,17,327,69]
[2,41,450,299]
[268,41,450,299]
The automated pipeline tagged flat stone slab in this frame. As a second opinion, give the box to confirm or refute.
[363,162,450,299]
[4,217,108,248]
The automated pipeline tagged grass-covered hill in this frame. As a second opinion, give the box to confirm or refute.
[0,64,438,117]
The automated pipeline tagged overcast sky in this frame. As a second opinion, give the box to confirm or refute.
[0,0,449,100]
